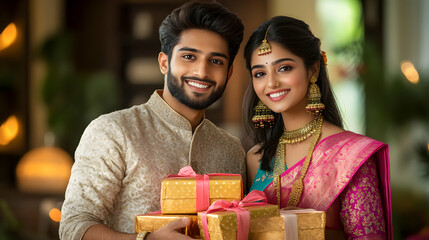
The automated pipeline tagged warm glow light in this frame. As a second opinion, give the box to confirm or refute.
[16,147,73,194]
[0,23,17,51]
[49,208,62,222]
[400,61,419,84]
[0,115,19,145]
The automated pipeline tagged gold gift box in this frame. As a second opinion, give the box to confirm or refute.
[197,204,284,240]
[280,209,326,240]
[135,213,200,238]
[161,175,242,214]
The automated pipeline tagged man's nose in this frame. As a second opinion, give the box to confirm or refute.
[192,60,209,79]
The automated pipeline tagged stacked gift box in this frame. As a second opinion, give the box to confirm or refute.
[135,166,326,239]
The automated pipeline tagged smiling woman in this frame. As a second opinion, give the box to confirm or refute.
[243,16,392,239]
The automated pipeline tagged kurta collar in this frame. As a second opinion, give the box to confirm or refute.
[147,90,206,130]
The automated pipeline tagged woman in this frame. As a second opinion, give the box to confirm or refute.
[243,16,392,239]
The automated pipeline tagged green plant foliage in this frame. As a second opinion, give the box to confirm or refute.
[391,186,429,239]
[0,199,19,239]
[360,42,429,141]
[40,32,120,155]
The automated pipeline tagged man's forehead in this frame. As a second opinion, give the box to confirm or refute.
[173,29,229,57]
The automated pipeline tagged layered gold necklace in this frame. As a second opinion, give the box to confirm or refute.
[272,116,323,206]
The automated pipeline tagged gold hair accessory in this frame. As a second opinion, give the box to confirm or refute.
[305,76,325,115]
[321,51,328,65]
[258,25,272,56]
[252,100,274,128]
[272,116,323,206]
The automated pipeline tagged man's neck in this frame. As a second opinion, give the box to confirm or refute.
[159,89,205,131]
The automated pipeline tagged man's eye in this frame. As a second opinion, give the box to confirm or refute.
[183,55,195,60]
[211,59,223,65]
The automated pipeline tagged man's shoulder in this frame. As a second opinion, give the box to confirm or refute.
[92,103,152,125]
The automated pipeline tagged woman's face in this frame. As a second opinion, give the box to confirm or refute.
[250,41,313,114]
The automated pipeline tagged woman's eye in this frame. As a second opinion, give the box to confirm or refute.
[253,72,266,78]
[279,66,292,72]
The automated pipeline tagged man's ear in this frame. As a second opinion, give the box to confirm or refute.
[158,52,169,75]
[227,64,234,80]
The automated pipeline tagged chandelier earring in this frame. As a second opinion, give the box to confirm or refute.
[252,100,274,128]
[305,76,325,115]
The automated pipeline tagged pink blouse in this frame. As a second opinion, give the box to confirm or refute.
[340,156,386,239]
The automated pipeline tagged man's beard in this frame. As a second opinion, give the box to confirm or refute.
[166,69,226,110]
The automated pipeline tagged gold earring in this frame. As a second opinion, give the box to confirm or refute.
[252,100,274,128]
[305,76,325,115]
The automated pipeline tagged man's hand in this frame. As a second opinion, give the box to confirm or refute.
[146,217,196,240]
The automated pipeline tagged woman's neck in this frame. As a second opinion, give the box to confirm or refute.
[281,109,317,131]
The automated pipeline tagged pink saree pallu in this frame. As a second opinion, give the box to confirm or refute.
[264,131,392,239]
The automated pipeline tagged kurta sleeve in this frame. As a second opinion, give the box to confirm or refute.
[59,116,126,240]
[339,156,387,240]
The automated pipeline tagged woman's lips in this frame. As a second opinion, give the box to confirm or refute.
[266,89,290,102]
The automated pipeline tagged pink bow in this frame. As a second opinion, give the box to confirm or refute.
[200,190,267,240]
[163,166,242,212]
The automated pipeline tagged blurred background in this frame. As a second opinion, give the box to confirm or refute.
[0,0,428,239]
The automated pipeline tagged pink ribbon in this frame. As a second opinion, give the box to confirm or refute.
[200,190,268,240]
[163,166,242,212]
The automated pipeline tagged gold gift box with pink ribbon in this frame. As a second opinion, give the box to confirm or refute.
[161,166,243,214]
[280,209,326,240]
[135,212,200,238]
[197,190,284,240]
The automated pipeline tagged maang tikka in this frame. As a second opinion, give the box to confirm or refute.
[305,76,325,115]
[258,25,272,56]
[252,100,274,128]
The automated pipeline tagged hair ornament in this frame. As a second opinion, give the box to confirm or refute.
[321,51,327,65]
[258,25,272,56]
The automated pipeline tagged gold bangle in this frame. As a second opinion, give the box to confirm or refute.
[136,231,149,240]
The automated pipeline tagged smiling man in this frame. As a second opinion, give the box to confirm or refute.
[59,2,245,240]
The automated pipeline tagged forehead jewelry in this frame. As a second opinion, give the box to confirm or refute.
[258,25,272,56]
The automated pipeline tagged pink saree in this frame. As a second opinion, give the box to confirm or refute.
[264,131,392,239]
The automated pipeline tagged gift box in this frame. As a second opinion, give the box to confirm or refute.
[280,209,326,240]
[161,167,242,214]
[135,212,200,238]
[198,204,283,240]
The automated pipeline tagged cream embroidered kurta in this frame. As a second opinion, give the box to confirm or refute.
[59,90,246,240]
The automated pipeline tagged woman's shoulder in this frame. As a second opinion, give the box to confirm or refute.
[321,121,345,140]
[247,144,262,162]
[320,121,387,149]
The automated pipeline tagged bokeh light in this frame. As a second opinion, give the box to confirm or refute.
[400,60,420,84]
[0,22,17,51]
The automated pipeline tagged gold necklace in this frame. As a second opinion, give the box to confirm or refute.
[280,117,321,144]
[272,117,323,206]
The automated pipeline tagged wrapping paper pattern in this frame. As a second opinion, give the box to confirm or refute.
[162,175,242,214]
[280,209,326,240]
[135,213,200,238]
[197,204,282,240]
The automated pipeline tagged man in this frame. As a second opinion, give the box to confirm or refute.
[59,1,245,240]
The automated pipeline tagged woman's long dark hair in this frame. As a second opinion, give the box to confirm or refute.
[242,16,343,172]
